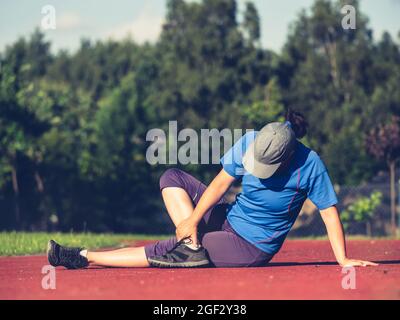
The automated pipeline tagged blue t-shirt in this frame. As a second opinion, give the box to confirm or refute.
[221,131,338,255]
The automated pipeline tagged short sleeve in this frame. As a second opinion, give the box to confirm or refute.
[220,131,256,179]
[307,157,338,210]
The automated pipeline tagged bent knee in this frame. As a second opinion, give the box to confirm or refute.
[159,168,184,191]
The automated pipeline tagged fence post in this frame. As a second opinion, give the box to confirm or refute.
[398,179,400,235]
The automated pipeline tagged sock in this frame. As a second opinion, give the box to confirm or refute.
[80,249,88,258]
[183,239,201,250]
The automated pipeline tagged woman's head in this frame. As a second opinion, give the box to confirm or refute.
[242,110,308,179]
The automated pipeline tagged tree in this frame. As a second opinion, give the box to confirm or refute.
[0,32,52,228]
[243,2,261,45]
[366,116,400,236]
[0,0,399,234]
[240,77,285,128]
[341,191,382,236]
[276,0,379,185]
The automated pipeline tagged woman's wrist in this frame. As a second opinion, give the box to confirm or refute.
[189,212,202,225]
[337,256,348,265]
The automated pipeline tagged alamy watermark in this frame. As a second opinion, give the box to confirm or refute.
[41,265,56,290]
[146,121,253,171]
[341,266,356,290]
[341,5,356,30]
[41,5,56,30]
[40,4,356,32]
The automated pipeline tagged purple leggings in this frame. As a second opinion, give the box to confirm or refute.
[144,169,274,268]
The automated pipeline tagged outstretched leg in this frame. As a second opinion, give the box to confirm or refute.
[51,169,227,269]
[47,239,151,269]
[87,247,150,268]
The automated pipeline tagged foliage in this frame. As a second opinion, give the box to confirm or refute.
[365,116,400,235]
[0,232,170,256]
[341,191,383,231]
[365,116,400,164]
[0,0,399,233]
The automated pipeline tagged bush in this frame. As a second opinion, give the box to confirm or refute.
[341,191,382,236]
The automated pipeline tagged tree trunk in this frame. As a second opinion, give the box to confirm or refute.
[324,34,340,89]
[11,164,20,229]
[34,170,44,193]
[366,221,372,237]
[34,169,48,230]
[389,161,397,236]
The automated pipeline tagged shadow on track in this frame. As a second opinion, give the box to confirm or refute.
[56,260,400,270]
[267,260,400,267]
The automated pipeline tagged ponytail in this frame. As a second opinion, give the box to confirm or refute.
[285,109,308,139]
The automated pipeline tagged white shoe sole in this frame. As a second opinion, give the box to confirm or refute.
[148,258,210,268]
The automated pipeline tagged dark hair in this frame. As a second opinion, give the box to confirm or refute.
[285,109,308,139]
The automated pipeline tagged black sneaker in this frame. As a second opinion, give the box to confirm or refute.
[47,240,89,270]
[147,239,211,268]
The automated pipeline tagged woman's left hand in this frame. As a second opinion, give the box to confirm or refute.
[339,258,379,267]
[176,217,198,244]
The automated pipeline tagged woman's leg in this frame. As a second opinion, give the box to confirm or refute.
[84,169,226,268]
[161,187,194,227]
[87,247,150,268]
[159,168,227,229]
[201,222,274,268]
[85,235,177,268]
[144,169,228,262]
[160,169,205,227]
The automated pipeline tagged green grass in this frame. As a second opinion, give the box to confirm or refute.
[1,232,398,257]
[0,232,171,256]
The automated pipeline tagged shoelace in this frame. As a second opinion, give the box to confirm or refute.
[166,238,192,254]
[60,247,82,262]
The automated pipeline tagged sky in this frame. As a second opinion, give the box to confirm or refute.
[0,0,399,53]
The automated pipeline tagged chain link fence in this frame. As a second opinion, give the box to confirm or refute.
[225,171,400,238]
[289,173,400,237]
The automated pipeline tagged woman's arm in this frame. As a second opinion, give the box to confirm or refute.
[320,206,378,267]
[176,169,236,244]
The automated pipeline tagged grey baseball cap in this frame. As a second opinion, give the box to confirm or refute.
[242,122,296,179]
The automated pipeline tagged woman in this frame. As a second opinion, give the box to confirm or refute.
[47,111,377,269]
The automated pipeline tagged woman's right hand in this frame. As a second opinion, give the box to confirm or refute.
[339,257,378,267]
[176,217,198,244]
[176,169,235,245]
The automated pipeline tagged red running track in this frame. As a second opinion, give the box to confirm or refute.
[0,240,399,300]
